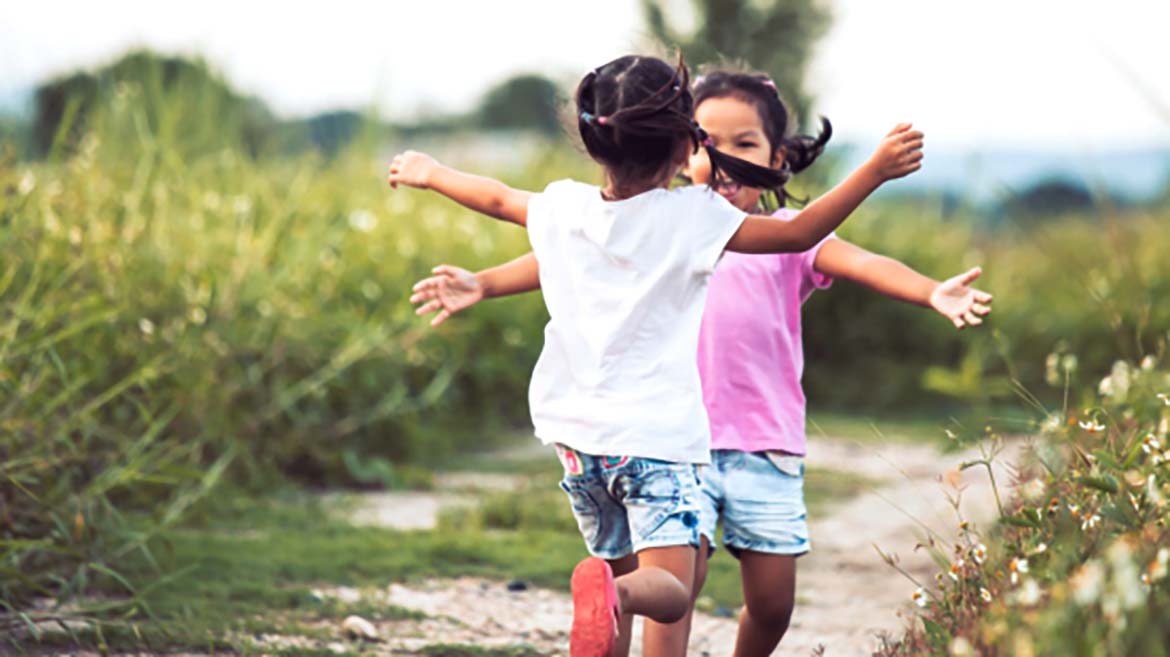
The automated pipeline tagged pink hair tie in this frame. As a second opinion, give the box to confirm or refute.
[703,138,713,147]
[761,79,777,91]
[598,116,608,126]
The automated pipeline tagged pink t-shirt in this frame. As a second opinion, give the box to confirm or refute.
[697,208,835,455]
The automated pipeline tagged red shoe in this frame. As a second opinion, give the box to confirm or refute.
[569,557,620,657]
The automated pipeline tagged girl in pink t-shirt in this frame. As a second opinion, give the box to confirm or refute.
[409,71,983,657]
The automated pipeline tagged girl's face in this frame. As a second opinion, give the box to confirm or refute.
[685,95,783,212]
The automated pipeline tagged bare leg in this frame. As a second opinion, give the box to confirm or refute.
[625,545,697,657]
[607,554,639,657]
[731,552,797,657]
[643,535,711,657]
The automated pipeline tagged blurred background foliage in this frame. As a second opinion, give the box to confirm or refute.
[1,0,1168,641]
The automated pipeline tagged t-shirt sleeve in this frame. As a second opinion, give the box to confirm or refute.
[801,232,837,291]
[768,208,833,295]
[690,187,749,273]
[525,179,575,256]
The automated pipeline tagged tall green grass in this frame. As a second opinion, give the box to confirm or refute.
[1,76,565,622]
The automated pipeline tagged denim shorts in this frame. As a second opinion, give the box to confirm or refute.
[697,449,810,558]
[555,444,702,560]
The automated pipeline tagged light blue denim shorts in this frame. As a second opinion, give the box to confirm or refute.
[555,444,702,560]
[697,449,810,558]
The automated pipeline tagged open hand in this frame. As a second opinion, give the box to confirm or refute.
[410,265,483,326]
[866,123,925,182]
[930,267,993,329]
[388,151,440,189]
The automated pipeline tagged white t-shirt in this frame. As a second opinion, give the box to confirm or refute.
[525,179,748,464]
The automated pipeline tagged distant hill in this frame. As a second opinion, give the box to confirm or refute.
[839,145,1170,204]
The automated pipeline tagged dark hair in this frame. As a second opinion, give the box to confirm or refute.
[575,54,786,196]
[693,70,832,208]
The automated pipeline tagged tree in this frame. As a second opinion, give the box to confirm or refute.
[642,0,832,123]
[476,74,564,137]
[999,177,1095,220]
[32,50,277,158]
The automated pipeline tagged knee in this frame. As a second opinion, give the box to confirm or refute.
[660,576,692,623]
[744,591,794,629]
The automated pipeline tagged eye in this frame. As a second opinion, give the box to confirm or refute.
[737,141,757,148]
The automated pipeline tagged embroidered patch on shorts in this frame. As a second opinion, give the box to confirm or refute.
[556,444,584,476]
[602,455,629,469]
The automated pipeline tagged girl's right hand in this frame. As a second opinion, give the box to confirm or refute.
[865,123,925,182]
[388,151,441,189]
[410,265,484,326]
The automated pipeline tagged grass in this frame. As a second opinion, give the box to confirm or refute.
[8,489,585,653]
[7,440,880,654]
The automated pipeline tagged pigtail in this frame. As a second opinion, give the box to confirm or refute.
[783,117,832,174]
[700,127,790,194]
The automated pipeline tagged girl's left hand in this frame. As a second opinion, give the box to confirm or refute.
[930,267,993,329]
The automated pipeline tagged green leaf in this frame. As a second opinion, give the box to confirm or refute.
[1075,474,1120,494]
[922,618,950,651]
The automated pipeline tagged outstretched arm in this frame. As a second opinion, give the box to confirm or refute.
[726,123,924,254]
[387,151,532,226]
[411,252,541,326]
[814,239,994,329]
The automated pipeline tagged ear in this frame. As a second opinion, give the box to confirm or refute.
[772,145,787,170]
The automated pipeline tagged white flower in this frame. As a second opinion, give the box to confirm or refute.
[1021,478,1046,501]
[1081,513,1102,531]
[1098,375,1114,397]
[1143,434,1162,455]
[912,587,927,607]
[980,587,993,603]
[972,544,987,565]
[1040,413,1064,434]
[1071,561,1105,605]
[1010,557,1029,585]
[1158,393,1170,407]
[188,306,207,326]
[1016,578,1042,606]
[1107,360,1132,399]
[360,280,382,300]
[349,209,377,233]
[1078,419,1106,433]
[232,195,252,215]
[1141,355,1156,371]
[951,636,975,657]
[1149,547,1169,583]
[948,559,965,581]
[1035,543,1048,554]
[18,171,36,195]
[138,318,155,336]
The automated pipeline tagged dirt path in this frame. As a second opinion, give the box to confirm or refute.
[320,436,1025,657]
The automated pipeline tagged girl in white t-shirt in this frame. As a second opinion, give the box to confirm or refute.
[387,54,923,657]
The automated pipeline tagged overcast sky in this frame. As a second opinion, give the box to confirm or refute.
[3,0,1168,149]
